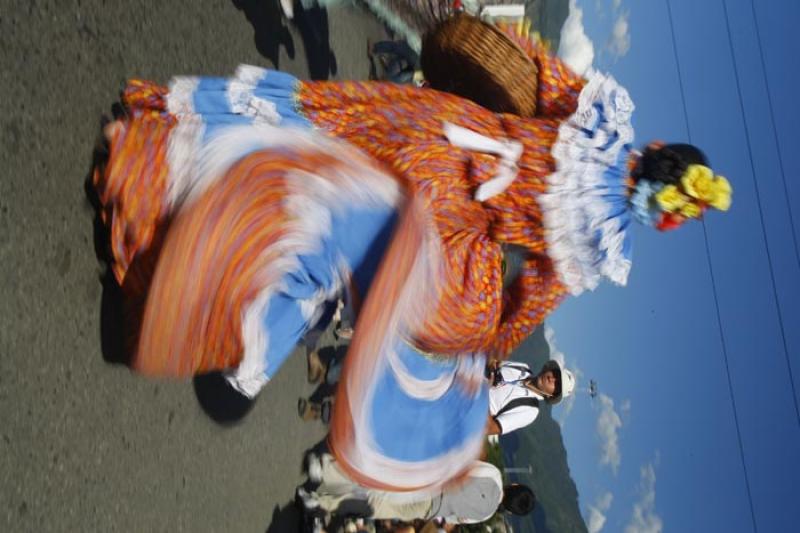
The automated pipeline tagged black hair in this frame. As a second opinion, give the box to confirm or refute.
[632,143,710,186]
[540,360,562,398]
[501,484,536,516]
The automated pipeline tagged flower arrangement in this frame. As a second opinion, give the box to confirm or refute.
[630,164,732,231]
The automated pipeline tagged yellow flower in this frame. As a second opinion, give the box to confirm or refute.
[655,184,689,212]
[681,165,716,202]
[679,202,702,219]
[708,176,732,211]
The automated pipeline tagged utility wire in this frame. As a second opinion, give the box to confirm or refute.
[748,0,800,272]
[719,0,800,425]
[664,1,759,531]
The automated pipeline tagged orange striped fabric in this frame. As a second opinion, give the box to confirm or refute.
[95,53,585,369]
[93,81,174,290]
[297,68,583,357]
[135,150,372,376]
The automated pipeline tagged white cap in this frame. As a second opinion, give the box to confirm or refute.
[542,360,576,404]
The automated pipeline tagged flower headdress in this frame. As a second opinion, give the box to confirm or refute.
[628,143,732,231]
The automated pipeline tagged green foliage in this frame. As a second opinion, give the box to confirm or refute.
[502,326,588,533]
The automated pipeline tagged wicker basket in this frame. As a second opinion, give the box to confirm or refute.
[420,14,538,117]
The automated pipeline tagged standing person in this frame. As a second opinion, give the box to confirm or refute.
[297,453,535,528]
[487,359,575,435]
[368,39,420,84]
[279,0,523,51]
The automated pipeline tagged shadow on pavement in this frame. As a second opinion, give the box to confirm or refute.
[265,500,303,533]
[232,0,296,67]
[193,372,257,425]
[292,4,337,80]
[84,113,137,368]
[234,0,337,80]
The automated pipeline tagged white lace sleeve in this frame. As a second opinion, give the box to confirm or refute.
[539,72,635,295]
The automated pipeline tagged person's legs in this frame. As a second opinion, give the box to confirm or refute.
[370,40,420,84]
[364,492,433,521]
[311,454,373,516]
[307,454,433,521]
[324,356,343,386]
[389,69,415,85]
[371,41,419,67]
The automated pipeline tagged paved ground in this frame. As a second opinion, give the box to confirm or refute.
[0,2,388,531]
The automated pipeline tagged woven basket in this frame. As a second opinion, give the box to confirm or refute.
[420,14,538,117]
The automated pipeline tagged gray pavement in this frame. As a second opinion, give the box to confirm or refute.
[0,1,388,531]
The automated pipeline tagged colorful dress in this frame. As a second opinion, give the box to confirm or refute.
[93,44,635,491]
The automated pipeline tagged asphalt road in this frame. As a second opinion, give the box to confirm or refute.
[0,1,388,531]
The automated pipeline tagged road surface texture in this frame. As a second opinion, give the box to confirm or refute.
[0,1,389,531]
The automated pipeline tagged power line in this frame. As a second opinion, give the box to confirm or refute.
[664,1,759,532]
[748,0,800,272]
[719,0,800,425]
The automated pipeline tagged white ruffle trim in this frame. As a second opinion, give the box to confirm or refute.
[541,72,635,295]
[227,65,283,125]
[165,77,205,208]
[166,76,199,116]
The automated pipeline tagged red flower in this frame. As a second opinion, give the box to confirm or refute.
[656,212,686,232]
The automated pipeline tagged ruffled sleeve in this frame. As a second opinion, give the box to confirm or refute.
[531,44,586,120]
[539,71,636,295]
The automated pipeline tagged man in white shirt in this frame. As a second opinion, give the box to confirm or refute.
[487,359,576,435]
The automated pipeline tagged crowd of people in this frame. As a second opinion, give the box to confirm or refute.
[90,2,731,531]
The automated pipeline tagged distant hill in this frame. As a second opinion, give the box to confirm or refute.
[526,0,571,50]
[500,325,587,533]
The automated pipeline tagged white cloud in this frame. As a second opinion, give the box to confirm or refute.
[625,462,664,533]
[608,11,631,57]
[612,0,623,10]
[543,326,579,427]
[558,0,595,76]
[586,491,614,533]
[559,382,578,424]
[544,326,565,367]
[596,393,623,474]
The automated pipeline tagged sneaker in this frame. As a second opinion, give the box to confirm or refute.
[307,453,323,484]
[309,513,326,533]
[296,487,320,510]
[279,0,294,19]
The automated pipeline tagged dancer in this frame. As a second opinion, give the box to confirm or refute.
[93,33,730,490]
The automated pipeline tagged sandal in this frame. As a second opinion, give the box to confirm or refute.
[298,398,321,421]
[307,350,328,384]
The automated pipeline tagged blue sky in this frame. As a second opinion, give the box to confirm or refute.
[545,1,800,531]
